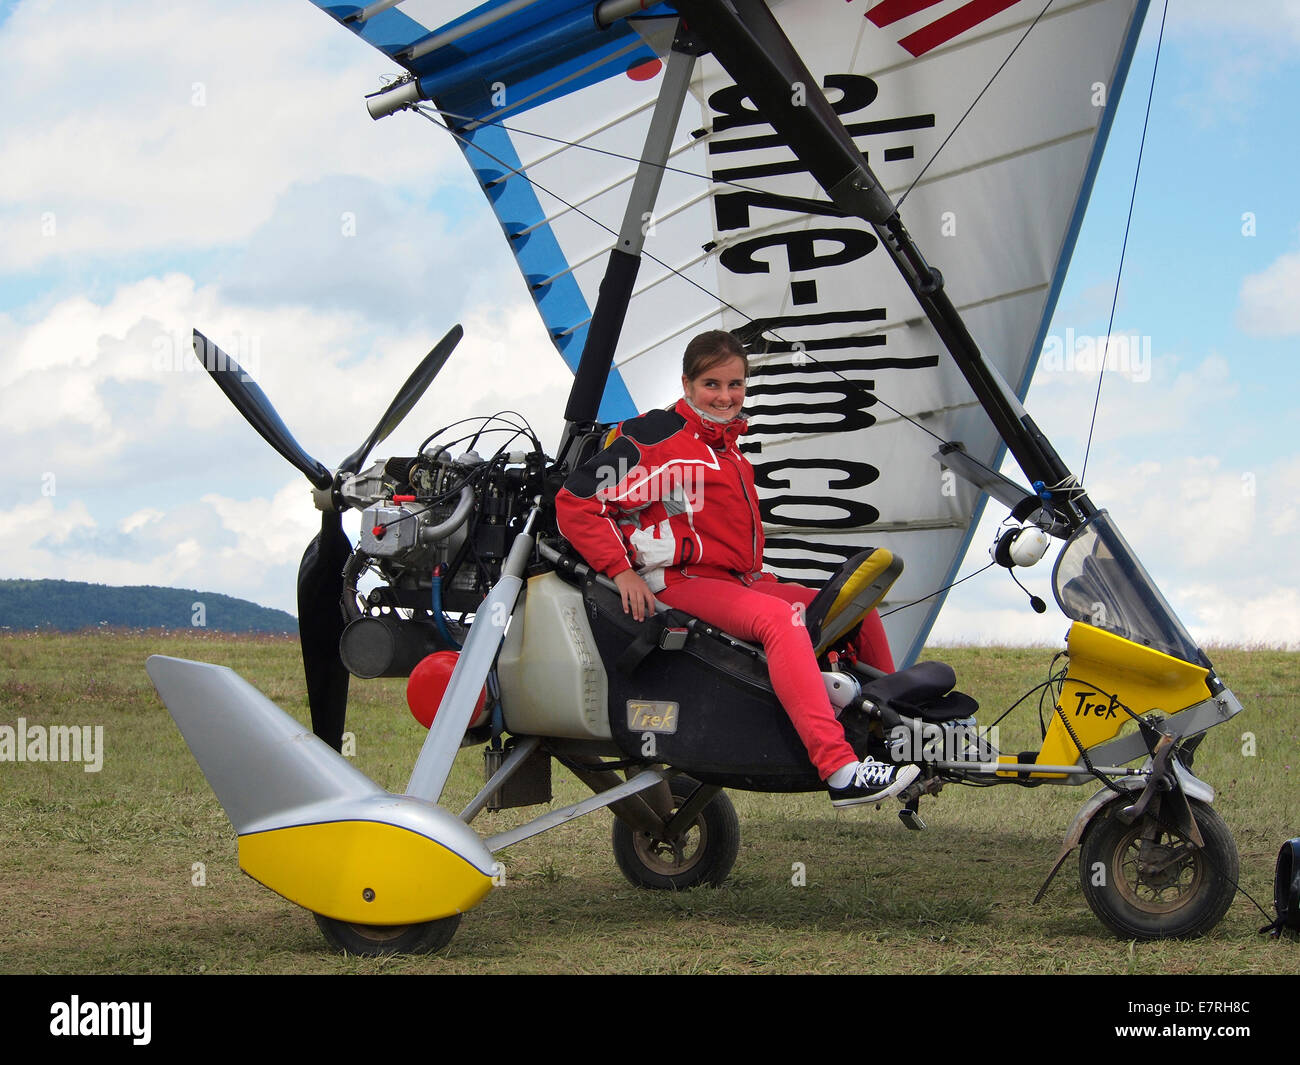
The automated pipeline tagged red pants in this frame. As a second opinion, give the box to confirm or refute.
[657,574,894,779]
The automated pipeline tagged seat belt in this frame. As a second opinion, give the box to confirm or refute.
[615,611,691,675]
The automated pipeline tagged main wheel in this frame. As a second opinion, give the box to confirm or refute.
[313,913,461,956]
[612,776,740,890]
[1079,797,1238,940]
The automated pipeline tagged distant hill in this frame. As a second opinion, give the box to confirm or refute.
[0,579,297,634]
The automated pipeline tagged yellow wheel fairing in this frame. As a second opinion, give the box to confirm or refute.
[1035,623,1213,773]
[238,819,494,924]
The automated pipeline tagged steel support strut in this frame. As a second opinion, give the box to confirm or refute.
[562,27,700,436]
[406,505,541,803]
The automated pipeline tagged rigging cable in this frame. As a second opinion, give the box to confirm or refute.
[432,108,777,198]
[413,105,1025,500]
[432,0,1058,222]
[412,106,770,343]
[403,8,1081,610]
[1080,0,1169,485]
[415,104,1043,612]
[894,0,1055,211]
[407,0,1075,505]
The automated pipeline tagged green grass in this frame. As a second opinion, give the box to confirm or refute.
[0,631,1296,974]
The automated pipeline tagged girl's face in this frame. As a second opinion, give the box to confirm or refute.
[682,354,746,421]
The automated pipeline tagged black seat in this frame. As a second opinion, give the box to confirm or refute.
[856,660,978,723]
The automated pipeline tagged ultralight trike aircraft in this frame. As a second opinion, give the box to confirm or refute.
[148,0,1245,954]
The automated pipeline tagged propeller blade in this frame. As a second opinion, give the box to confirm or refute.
[297,509,352,751]
[338,323,464,475]
[192,329,333,490]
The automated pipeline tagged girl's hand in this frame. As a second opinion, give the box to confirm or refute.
[612,569,657,622]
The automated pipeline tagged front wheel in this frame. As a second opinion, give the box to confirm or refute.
[313,913,461,956]
[612,776,740,890]
[1079,797,1238,940]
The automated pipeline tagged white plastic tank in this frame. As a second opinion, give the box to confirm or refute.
[496,571,611,739]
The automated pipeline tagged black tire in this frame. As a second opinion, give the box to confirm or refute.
[612,776,740,890]
[313,912,461,956]
[1079,797,1238,940]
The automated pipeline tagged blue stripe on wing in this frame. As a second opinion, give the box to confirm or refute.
[459,120,637,422]
[308,0,657,422]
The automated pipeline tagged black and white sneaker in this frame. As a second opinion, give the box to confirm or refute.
[828,758,920,808]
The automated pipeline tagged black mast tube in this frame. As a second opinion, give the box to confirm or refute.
[563,251,641,425]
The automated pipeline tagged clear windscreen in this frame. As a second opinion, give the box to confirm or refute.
[1052,512,1206,666]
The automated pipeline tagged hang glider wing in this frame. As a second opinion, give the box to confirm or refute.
[306,0,1149,662]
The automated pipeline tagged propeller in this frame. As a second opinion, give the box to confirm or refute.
[191,325,465,750]
[338,324,464,476]
[297,507,351,751]
[192,330,333,490]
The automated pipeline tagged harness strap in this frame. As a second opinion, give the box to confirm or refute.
[616,611,691,675]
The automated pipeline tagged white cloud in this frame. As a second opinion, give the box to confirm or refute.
[0,264,575,614]
[0,495,208,591]
[1171,0,1300,45]
[0,273,376,477]
[0,266,572,479]
[0,0,464,271]
[1027,350,1233,454]
[1236,248,1300,336]
[1179,585,1300,651]
[1262,456,1300,537]
[0,488,304,611]
[1163,0,1300,126]
[200,480,328,570]
[0,497,97,549]
[120,508,164,534]
[216,174,517,330]
[1118,455,1258,571]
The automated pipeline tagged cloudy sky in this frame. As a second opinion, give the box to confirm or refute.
[1,0,1297,651]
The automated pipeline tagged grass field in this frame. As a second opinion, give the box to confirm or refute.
[0,630,1296,975]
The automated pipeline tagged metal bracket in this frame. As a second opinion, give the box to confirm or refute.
[613,43,697,256]
[1088,689,1244,768]
[459,736,542,824]
[1118,733,1176,824]
[898,797,926,830]
[672,25,709,55]
[483,768,670,853]
[662,780,721,839]
[1033,778,1142,904]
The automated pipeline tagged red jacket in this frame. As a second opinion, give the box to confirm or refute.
[556,398,765,592]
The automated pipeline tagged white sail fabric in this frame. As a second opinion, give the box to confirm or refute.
[310,0,1148,662]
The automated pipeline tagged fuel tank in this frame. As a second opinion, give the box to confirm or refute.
[499,566,879,791]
